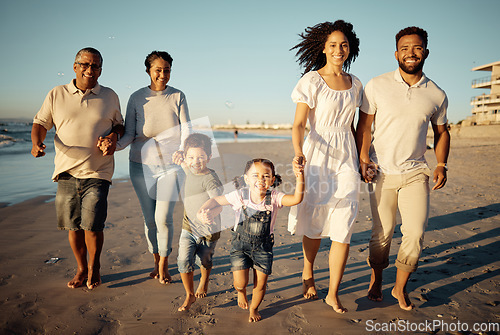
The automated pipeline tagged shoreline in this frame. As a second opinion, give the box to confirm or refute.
[0,136,291,207]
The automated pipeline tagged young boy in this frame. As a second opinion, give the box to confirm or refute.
[173,133,223,311]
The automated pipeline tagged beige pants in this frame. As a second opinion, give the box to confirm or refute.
[367,169,430,273]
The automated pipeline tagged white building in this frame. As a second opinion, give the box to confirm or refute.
[465,60,500,125]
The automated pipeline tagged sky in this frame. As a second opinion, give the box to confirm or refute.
[1,0,499,125]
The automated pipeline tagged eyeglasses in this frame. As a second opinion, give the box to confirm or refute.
[75,62,101,70]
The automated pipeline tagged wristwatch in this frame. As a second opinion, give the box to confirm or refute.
[437,163,448,171]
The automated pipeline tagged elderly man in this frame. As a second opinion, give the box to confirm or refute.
[31,47,124,289]
[356,27,450,310]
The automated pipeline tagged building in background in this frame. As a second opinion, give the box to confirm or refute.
[464,60,500,126]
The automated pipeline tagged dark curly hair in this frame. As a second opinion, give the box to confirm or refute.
[291,20,360,74]
[395,26,428,50]
[233,158,282,189]
[183,133,212,157]
[145,51,173,72]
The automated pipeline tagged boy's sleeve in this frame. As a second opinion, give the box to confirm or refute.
[205,173,224,198]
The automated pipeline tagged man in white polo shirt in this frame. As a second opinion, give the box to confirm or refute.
[356,26,450,310]
[31,47,124,290]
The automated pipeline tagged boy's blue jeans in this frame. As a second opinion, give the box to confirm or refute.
[177,229,217,273]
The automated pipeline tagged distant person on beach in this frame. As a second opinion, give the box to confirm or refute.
[287,20,363,313]
[31,47,124,289]
[234,129,238,140]
[355,26,450,310]
[118,51,190,284]
[116,51,190,284]
[197,158,304,322]
[172,133,223,311]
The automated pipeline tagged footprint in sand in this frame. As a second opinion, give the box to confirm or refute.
[0,274,13,287]
[270,295,283,303]
[418,294,429,302]
[285,307,308,333]
[133,311,143,319]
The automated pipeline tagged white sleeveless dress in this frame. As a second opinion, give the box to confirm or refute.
[288,71,362,244]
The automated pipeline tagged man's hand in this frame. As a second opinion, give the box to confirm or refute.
[432,166,447,190]
[31,142,46,157]
[360,160,378,183]
[97,133,117,156]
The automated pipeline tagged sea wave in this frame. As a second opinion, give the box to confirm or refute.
[0,134,18,148]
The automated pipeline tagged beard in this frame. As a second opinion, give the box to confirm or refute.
[398,57,425,75]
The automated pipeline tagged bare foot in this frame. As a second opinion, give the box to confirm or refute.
[391,288,414,311]
[249,308,262,322]
[367,275,383,301]
[237,291,249,309]
[159,275,172,284]
[302,278,318,300]
[325,294,348,314]
[87,267,101,290]
[67,270,87,288]
[178,294,196,311]
[158,261,172,284]
[195,281,209,298]
[150,254,160,279]
[159,267,172,284]
[150,264,159,279]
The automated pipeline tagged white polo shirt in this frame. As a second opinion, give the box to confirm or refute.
[360,70,447,174]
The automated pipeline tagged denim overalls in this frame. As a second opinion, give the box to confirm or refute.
[230,189,275,275]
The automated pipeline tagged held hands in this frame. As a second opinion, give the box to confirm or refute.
[97,133,117,156]
[172,150,184,165]
[360,160,378,183]
[293,155,306,177]
[31,142,46,157]
[432,166,447,190]
[197,208,215,225]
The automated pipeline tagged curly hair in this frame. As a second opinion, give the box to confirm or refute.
[291,20,360,74]
[232,158,282,189]
[145,51,173,72]
[395,26,428,50]
[183,133,212,157]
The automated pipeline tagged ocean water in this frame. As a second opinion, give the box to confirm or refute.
[0,119,290,205]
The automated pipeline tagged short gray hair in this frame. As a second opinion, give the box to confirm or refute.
[75,47,103,65]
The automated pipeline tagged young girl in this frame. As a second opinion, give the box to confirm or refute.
[197,158,304,322]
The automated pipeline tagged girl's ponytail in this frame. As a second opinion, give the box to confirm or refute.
[232,175,246,189]
[273,174,282,188]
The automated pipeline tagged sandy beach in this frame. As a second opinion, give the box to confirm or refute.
[1,134,499,334]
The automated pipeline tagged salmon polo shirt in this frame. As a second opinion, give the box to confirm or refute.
[34,80,123,182]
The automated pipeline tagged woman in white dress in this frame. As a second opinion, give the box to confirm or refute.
[288,20,362,313]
